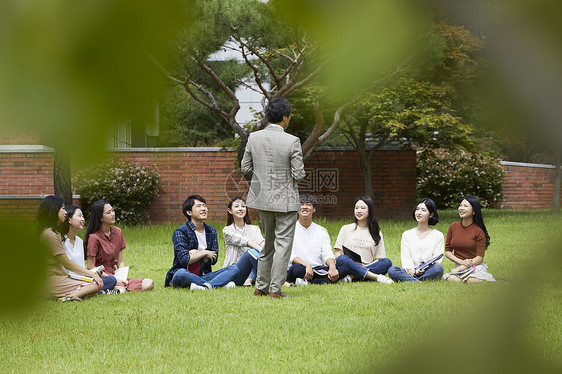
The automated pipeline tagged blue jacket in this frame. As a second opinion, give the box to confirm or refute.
[164,221,219,287]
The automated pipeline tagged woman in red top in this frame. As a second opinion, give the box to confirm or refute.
[84,200,154,291]
[443,195,495,283]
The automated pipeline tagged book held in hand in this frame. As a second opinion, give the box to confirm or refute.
[67,272,93,282]
[312,266,329,276]
[115,266,129,282]
[67,265,106,283]
[414,254,443,273]
[248,248,260,260]
[450,265,476,280]
[342,245,363,264]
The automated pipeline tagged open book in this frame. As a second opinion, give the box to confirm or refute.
[115,266,129,283]
[67,265,105,282]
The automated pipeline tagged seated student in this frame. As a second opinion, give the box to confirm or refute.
[442,195,495,283]
[84,200,154,291]
[388,198,444,282]
[334,196,394,284]
[164,195,240,290]
[222,196,264,286]
[63,205,120,294]
[286,194,348,286]
[37,195,103,302]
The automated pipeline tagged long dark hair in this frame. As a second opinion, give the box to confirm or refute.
[36,195,65,235]
[61,205,80,238]
[84,200,109,253]
[226,196,251,226]
[463,195,491,248]
[353,196,381,246]
[413,197,439,226]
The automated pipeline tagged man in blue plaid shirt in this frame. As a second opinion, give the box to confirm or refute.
[164,195,239,290]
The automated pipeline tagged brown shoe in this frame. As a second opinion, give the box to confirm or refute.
[269,292,292,298]
[254,288,267,296]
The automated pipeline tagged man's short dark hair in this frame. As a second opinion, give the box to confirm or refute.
[299,194,317,207]
[265,97,291,124]
[182,195,206,220]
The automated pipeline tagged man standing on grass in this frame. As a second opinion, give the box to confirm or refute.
[286,194,352,286]
[241,97,306,298]
[164,195,240,290]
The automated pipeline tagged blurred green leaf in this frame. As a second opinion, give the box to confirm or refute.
[0,223,46,311]
[0,0,185,167]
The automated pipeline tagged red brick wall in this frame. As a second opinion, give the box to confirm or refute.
[301,149,417,219]
[0,152,53,195]
[0,147,417,222]
[0,130,42,145]
[112,150,240,222]
[500,161,561,210]
[0,198,44,221]
[4,147,559,222]
[111,148,417,221]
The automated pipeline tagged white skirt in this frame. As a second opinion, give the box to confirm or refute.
[443,261,495,282]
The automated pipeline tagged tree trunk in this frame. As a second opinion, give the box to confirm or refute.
[356,141,375,199]
[236,137,248,170]
[552,152,560,214]
[53,146,72,206]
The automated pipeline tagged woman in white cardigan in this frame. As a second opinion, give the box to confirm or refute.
[222,197,264,286]
[388,198,444,282]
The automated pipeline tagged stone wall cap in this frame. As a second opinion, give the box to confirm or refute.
[0,194,81,199]
[1,144,414,154]
[108,147,224,153]
[107,144,413,153]
[501,160,560,170]
[0,145,53,153]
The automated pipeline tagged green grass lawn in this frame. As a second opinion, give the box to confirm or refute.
[1,210,561,373]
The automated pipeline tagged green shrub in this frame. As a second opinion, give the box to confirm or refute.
[417,148,504,208]
[74,159,160,224]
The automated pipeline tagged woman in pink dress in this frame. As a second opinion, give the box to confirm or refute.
[37,195,103,301]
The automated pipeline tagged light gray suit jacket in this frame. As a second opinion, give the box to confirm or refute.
[241,124,305,212]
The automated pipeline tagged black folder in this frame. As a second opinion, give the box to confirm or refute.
[342,245,363,263]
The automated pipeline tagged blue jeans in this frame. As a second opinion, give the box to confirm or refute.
[232,251,258,286]
[170,266,240,288]
[98,275,117,294]
[286,264,335,284]
[336,255,392,279]
[387,264,444,282]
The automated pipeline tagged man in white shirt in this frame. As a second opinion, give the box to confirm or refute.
[286,194,351,286]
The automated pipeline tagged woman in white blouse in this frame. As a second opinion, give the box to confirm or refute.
[388,198,444,282]
[63,205,119,293]
[223,197,264,286]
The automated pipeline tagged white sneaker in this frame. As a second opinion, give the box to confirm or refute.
[295,278,308,286]
[222,281,236,289]
[375,274,394,284]
[190,283,209,291]
[338,275,352,283]
[103,288,125,295]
